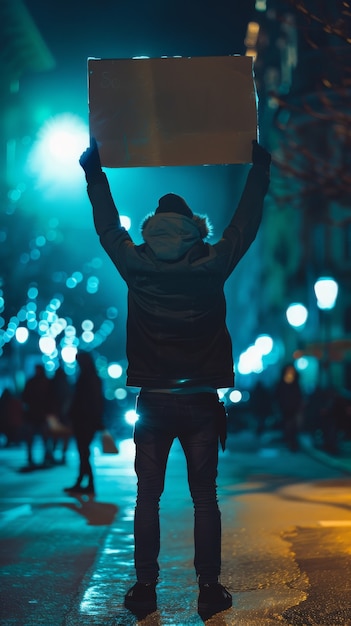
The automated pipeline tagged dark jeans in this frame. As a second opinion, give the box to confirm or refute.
[133,391,226,584]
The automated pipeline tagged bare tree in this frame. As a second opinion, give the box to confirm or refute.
[258,0,351,225]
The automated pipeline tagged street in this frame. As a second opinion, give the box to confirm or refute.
[1,430,351,625]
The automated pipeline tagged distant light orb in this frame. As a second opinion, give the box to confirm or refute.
[314,277,338,310]
[65,325,76,338]
[28,113,89,188]
[61,345,77,364]
[229,389,243,403]
[45,360,56,372]
[296,357,309,370]
[106,307,118,319]
[107,363,123,379]
[115,388,127,400]
[82,331,94,343]
[286,303,308,328]
[27,287,38,299]
[86,276,99,294]
[15,327,29,344]
[39,336,56,355]
[125,409,139,425]
[255,334,273,355]
[238,345,263,375]
[66,276,77,289]
[82,319,94,331]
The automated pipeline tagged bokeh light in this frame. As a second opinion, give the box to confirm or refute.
[286,303,308,328]
[27,113,89,190]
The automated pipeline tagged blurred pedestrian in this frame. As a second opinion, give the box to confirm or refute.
[250,380,272,440]
[306,384,343,455]
[0,388,24,446]
[21,364,52,467]
[79,137,271,619]
[47,367,73,464]
[275,364,304,452]
[64,352,104,495]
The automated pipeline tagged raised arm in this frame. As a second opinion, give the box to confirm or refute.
[229,139,271,233]
[214,140,271,278]
[79,138,122,233]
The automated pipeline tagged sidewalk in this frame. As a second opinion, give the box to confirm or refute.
[300,432,351,475]
[236,426,351,476]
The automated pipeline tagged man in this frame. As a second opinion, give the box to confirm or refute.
[79,137,270,619]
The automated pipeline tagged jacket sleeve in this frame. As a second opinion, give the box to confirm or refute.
[86,173,134,281]
[214,163,270,278]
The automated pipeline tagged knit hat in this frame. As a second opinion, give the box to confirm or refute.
[155,193,193,218]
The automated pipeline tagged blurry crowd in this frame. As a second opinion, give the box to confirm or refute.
[0,353,106,484]
[248,364,351,454]
[215,364,350,455]
[1,361,351,462]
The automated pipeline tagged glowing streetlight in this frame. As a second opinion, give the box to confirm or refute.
[28,113,89,189]
[15,327,29,344]
[286,303,308,329]
[314,277,338,310]
[125,410,139,426]
[313,276,339,387]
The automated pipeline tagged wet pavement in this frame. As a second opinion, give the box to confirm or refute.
[1,430,351,625]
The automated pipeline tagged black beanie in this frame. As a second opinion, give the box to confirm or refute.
[155,193,193,218]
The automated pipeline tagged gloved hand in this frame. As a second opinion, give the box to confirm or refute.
[252,139,271,169]
[79,137,103,181]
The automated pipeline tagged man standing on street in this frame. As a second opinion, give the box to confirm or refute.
[79,137,271,619]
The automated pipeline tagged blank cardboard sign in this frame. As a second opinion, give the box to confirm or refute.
[88,56,257,168]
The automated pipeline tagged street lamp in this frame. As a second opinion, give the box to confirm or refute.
[313,276,339,387]
[314,276,338,311]
[286,302,308,329]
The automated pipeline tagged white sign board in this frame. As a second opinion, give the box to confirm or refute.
[88,56,258,168]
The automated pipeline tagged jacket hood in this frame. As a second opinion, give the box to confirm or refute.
[141,212,211,261]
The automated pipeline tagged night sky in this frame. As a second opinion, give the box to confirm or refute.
[23,0,257,119]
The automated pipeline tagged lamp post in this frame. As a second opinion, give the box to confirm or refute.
[313,276,338,387]
[285,302,308,367]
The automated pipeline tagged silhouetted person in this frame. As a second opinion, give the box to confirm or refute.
[250,380,272,439]
[0,388,24,446]
[21,364,52,466]
[275,364,304,452]
[79,137,270,619]
[64,352,104,495]
[306,384,340,455]
[47,367,73,463]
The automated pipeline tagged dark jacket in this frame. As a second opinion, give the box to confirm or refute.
[87,165,269,389]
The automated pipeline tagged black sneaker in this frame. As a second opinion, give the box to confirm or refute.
[198,582,232,619]
[124,582,157,618]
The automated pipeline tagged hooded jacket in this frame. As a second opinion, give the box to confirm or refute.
[87,164,269,389]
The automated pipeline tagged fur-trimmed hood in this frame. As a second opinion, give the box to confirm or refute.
[141,212,212,261]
